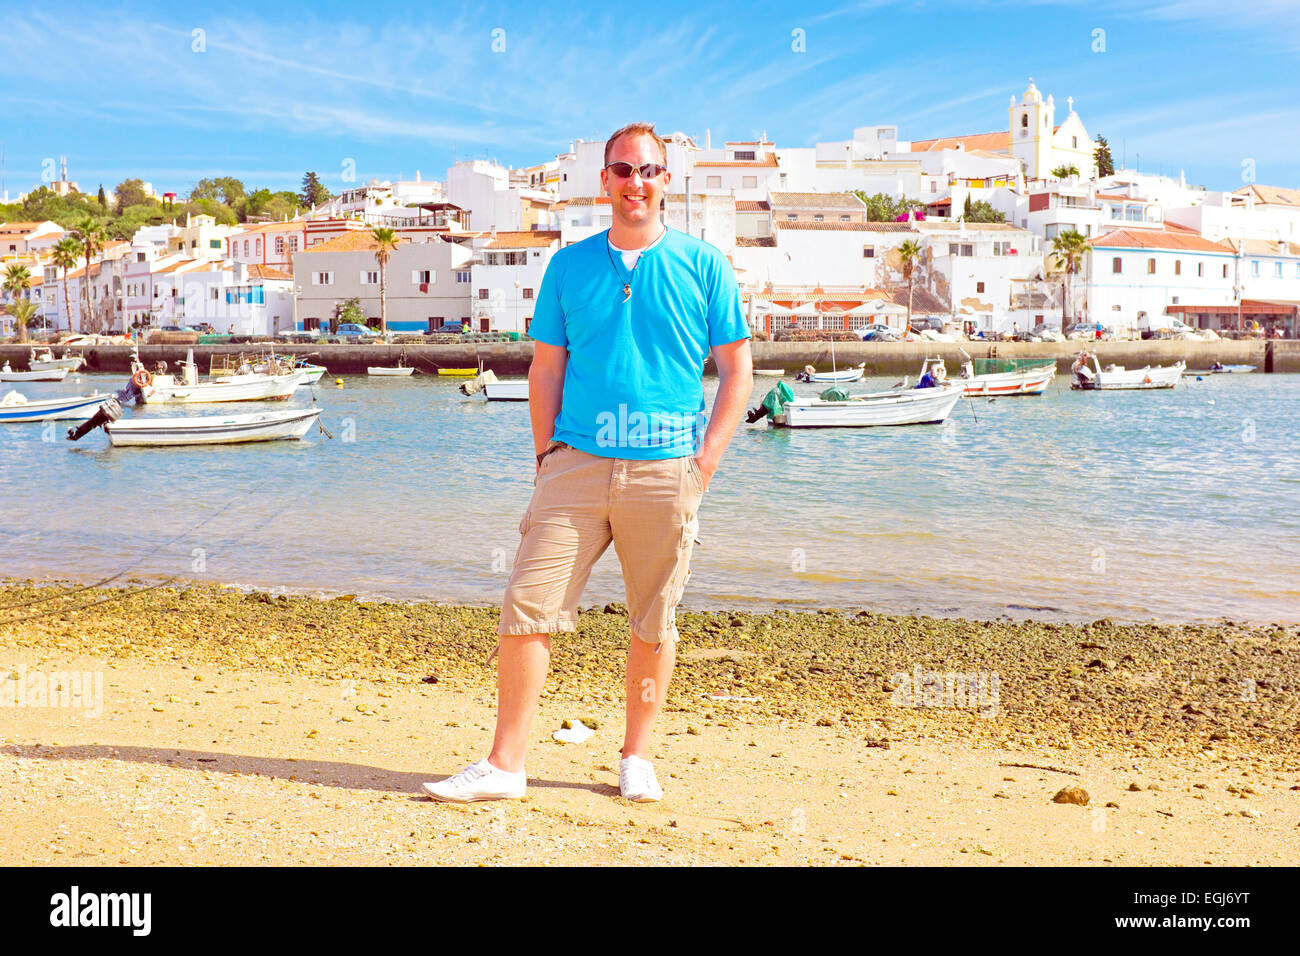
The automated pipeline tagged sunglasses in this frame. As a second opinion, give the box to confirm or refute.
[605,162,667,179]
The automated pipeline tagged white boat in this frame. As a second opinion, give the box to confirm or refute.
[794,363,866,384]
[947,353,1057,396]
[0,362,70,382]
[367,365,415,376]
[1071,353,1184,390]
[0,390,113,423]
[753,368,786,376]
[212,352,325,386]
[762,381,964,428]
[105,408,322,447]
[460,369,528,401]
[133,349,299,404]
[28,347,84,372]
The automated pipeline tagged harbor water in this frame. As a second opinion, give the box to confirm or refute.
[2,369,1298,624]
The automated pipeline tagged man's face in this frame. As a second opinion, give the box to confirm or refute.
[601,133,670,229]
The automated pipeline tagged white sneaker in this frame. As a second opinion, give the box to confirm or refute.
[619,755,663,803]
[422,759,526,803]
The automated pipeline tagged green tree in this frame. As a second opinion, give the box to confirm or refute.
[97,184,107,207]
[113,179,150,215]
[897,239,923,329]
[1049,229,1091,330]
[7,299,38,343]
[331,297,363,332]
[1050,164,1080,180]
[963,199,1006,223]
[51,237,83,331]
[853,190,924,222]
[372,227,399,335]
[3,264,33,342]
[1094,136,1115,177]
[300,172,331,209]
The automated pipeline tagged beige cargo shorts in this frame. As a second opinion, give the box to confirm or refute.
[498,441,706,645]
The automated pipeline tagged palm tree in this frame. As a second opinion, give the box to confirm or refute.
[51,237,83,333]
[3,264,33,343]
[897,239,923,330]
[9,299,38,344]
[1049,229,1091,330]
[72,216,108,332]
[371,227,399,335]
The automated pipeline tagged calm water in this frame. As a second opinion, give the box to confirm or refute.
[3,367,1298,624]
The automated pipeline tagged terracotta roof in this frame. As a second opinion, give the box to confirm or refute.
[247,264,293,280]
[0,221,56,234]
[926,198,953,207]
[736,236,776,247]
[694,152,779,168]
[734,200,771,211]
[1224,238,1300,257]
[1234,184,1300,207]
[296,232,406,254]
[775,221,917,232]
[769,192,865,209]
[483,231,561,249]
[154,258,214,275]
[563,197,611,206]
[909,131,1008,153]
[1090,228,1233,254]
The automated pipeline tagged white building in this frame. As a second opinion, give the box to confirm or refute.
[913,221,1044,333]
[469,230,561,333]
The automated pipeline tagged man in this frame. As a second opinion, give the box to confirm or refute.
[424,122,753,804]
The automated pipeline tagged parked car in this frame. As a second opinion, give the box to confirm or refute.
[336,323,379,338]
[856,323,900,342]
[427,321,467,335]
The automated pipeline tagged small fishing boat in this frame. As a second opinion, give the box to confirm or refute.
[749,379,963,428]
[132,349,299,404]
[753,368,786,376]
[0,390,112,423]
[948,352,1056,396]
[0,363,70,382]
[794,363,866,385]
[460,369,528,401]
[367,365,416,376]
[1208,363,1255,373]
[1071,352,1184,390]
[437,368,479,377]
[103,408,322,447]
[28,347,85,372]
[211,352,326,385]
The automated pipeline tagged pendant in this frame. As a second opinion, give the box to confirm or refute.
[622,284,631,303]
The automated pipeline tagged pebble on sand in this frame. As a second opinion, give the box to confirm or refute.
[1052,786,1090,806]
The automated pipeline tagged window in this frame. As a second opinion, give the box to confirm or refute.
[1197,262,1204,277]
[1112,257,1122,274]
[930,181,937,192]
[976,281,985,293]
[863,246,875,259]
[813,214,824,222]
[742,176,757,189]
[840,215,850,222]
[288,237,298,253]
[1109,205,1122,220]
[949,243,960,256]
[1174,260,1181,276]
[456,270,471,283]
[787,214,797,221]
[1125,206,1143,222]
[1021,114,1028,128]
[211,287,219,300]
[313,272,333,286]
[522,288,534,299]
[209,239,220,248]
[734,150,755,161]
[412,270,433,284]
[1275,262,1283,277]
[1251,260,1260,277]
[1222,264,1229,278]
[275,237,284,255]
[706,176,721,188]
[361,271,378,285]
[504,252,526,266]
[477,289,489,300]
[243,241,249,256]
[961,244,973,257]
[1145,258,1156,274]
[1072,136,1078,148]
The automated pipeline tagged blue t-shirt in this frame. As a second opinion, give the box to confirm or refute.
[528,226,750,460]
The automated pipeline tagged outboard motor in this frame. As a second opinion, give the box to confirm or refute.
[66,378,142,441]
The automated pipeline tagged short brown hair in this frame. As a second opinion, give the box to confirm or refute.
[604,122,668,167]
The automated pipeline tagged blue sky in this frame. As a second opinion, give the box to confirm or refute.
[1,0,1297,200]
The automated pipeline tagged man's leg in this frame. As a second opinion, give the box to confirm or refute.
[622,635,676,759]
[488,633,551,773]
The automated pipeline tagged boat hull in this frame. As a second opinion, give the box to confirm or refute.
[0,368,70,382]
[778,383,963,427]
[140,373,299,404]
[106,409,321,446]
[367,367,415,376]
[959,366,1056,396]
[0,392,112,422]
[1073,361,1184,390]
[483,380,529,401]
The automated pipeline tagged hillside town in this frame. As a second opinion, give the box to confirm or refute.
[2,80,1297,342]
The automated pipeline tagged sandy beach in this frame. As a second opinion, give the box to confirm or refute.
[0,580,1296,866]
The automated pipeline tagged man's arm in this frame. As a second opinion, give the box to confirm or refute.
[694,337,753,489]
[529,340,567,468]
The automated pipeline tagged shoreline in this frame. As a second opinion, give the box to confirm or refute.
[2,581,1296,865]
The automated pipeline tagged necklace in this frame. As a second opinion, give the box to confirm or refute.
[606,227,664,303]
